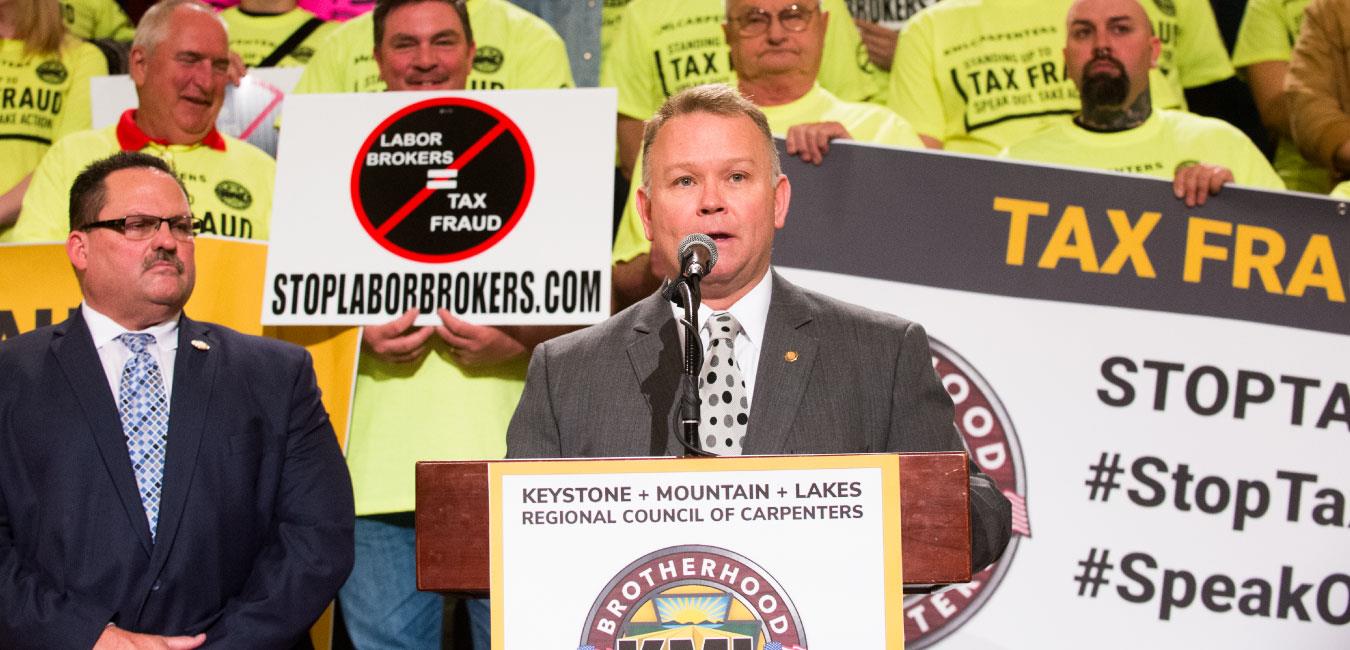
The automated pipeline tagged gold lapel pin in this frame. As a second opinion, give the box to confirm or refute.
[191,339,211,351]
[784,350,799,363]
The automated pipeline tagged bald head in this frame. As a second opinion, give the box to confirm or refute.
[1063,0,1160,110]
[1066,0,1153,36]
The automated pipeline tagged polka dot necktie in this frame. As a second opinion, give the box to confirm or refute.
[117,333,169,542]
[700,313,749,455]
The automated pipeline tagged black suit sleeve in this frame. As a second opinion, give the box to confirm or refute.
[0,480,113,649]
[0,343,113,649]
[889,322,1012,573]
[200,349,354,647]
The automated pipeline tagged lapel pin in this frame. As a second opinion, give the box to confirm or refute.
[784,351,799,363]
[191,339,210,351]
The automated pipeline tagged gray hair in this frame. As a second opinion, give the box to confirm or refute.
[133,0,227,55]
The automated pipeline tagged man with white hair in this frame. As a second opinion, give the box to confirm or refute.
[7,0,275,243]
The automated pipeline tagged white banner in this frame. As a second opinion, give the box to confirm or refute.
[261,89,615,326]
[770,142,1350,648]
[490,455,905,649]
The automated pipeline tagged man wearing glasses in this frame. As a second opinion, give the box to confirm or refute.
[611,0,926,306]
[5,0,276,244]
[605,0,879,183]
[0,151,354,648]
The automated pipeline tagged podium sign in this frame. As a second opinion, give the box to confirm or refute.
[489,455,905,649]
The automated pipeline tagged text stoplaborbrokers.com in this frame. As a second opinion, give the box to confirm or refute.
[270,269,602,317]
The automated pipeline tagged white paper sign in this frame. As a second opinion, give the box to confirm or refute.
[261,89,615,326]
[490,455,905,650]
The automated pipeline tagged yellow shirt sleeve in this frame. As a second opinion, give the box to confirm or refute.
[887,11,944,141]
[817,0,885,103]
[1173,0,1236,88]
[602,0,660,120]
[1225,129,1287,190]
[7,131,97,243]
[56,38,107,141]
[492,4,574,89]
[1232,0,1301,67]
[61,0,135,42]
[292,14,378,94]
[612,151,650,264]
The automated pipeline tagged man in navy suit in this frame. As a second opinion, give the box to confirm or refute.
[0,152,354,649]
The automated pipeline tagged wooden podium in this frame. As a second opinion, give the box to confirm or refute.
[415,451,973,595]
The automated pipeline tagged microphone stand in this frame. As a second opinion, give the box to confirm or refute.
[671,275,714,457]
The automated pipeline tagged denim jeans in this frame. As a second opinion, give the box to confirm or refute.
[340,514,492,650]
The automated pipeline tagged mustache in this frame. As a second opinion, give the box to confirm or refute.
[1087,54,1126,75]
[143,249,185,273]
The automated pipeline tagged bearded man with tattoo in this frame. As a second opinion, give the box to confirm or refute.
[1000,0,1283,207]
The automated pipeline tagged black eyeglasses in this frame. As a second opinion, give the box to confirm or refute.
[79,214,197,241]
[731,3,818,36]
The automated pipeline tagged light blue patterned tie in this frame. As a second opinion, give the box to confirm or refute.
[117,333,169,542]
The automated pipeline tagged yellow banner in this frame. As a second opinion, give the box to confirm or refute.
[0,237,358,446]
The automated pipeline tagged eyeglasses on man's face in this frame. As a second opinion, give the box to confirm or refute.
[731,3,818,37]
[79,214,197,241]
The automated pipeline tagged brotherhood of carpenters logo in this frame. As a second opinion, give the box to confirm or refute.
[214,180,253,210]
[902,339,1030,648]
[474,46,505,73]
[36,60,68,84]
[580,545,806,650]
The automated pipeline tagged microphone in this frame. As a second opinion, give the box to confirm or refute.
[678,233,718,279]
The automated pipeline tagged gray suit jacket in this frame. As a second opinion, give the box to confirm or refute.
[506,272,1011,570]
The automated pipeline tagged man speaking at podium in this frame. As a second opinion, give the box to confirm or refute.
[507,84,1012,571]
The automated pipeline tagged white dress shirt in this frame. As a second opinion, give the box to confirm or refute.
[82,303,181,404]
[671,269,773,402]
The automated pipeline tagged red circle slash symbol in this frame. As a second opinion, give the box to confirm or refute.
[350,97,535,263]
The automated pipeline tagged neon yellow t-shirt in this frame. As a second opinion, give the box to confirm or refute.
[612,83,925,263]
[600,0,882,123]
[221,7,339,67]
[6,123,275,243]
[347,346,527,515]
[1000,109,1285,190]
[889,0,1229,156]
[60,0,135,42]
[1231,0,1329,193]
[291,0,574,94]
[0,37,106,197]
[600,0,630,64]
[1331,181,1350,199]
[1151,0,1234,94]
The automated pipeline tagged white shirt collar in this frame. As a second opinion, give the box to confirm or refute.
[670,268,774,344]
[82,303,181,352]
[708,269,772,345]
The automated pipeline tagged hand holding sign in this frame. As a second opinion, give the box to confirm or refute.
[434,309,526,367]
[1173,162,1235,208]
[361,308,435,364]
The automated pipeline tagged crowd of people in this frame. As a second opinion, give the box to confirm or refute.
[0,0,1346,648]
